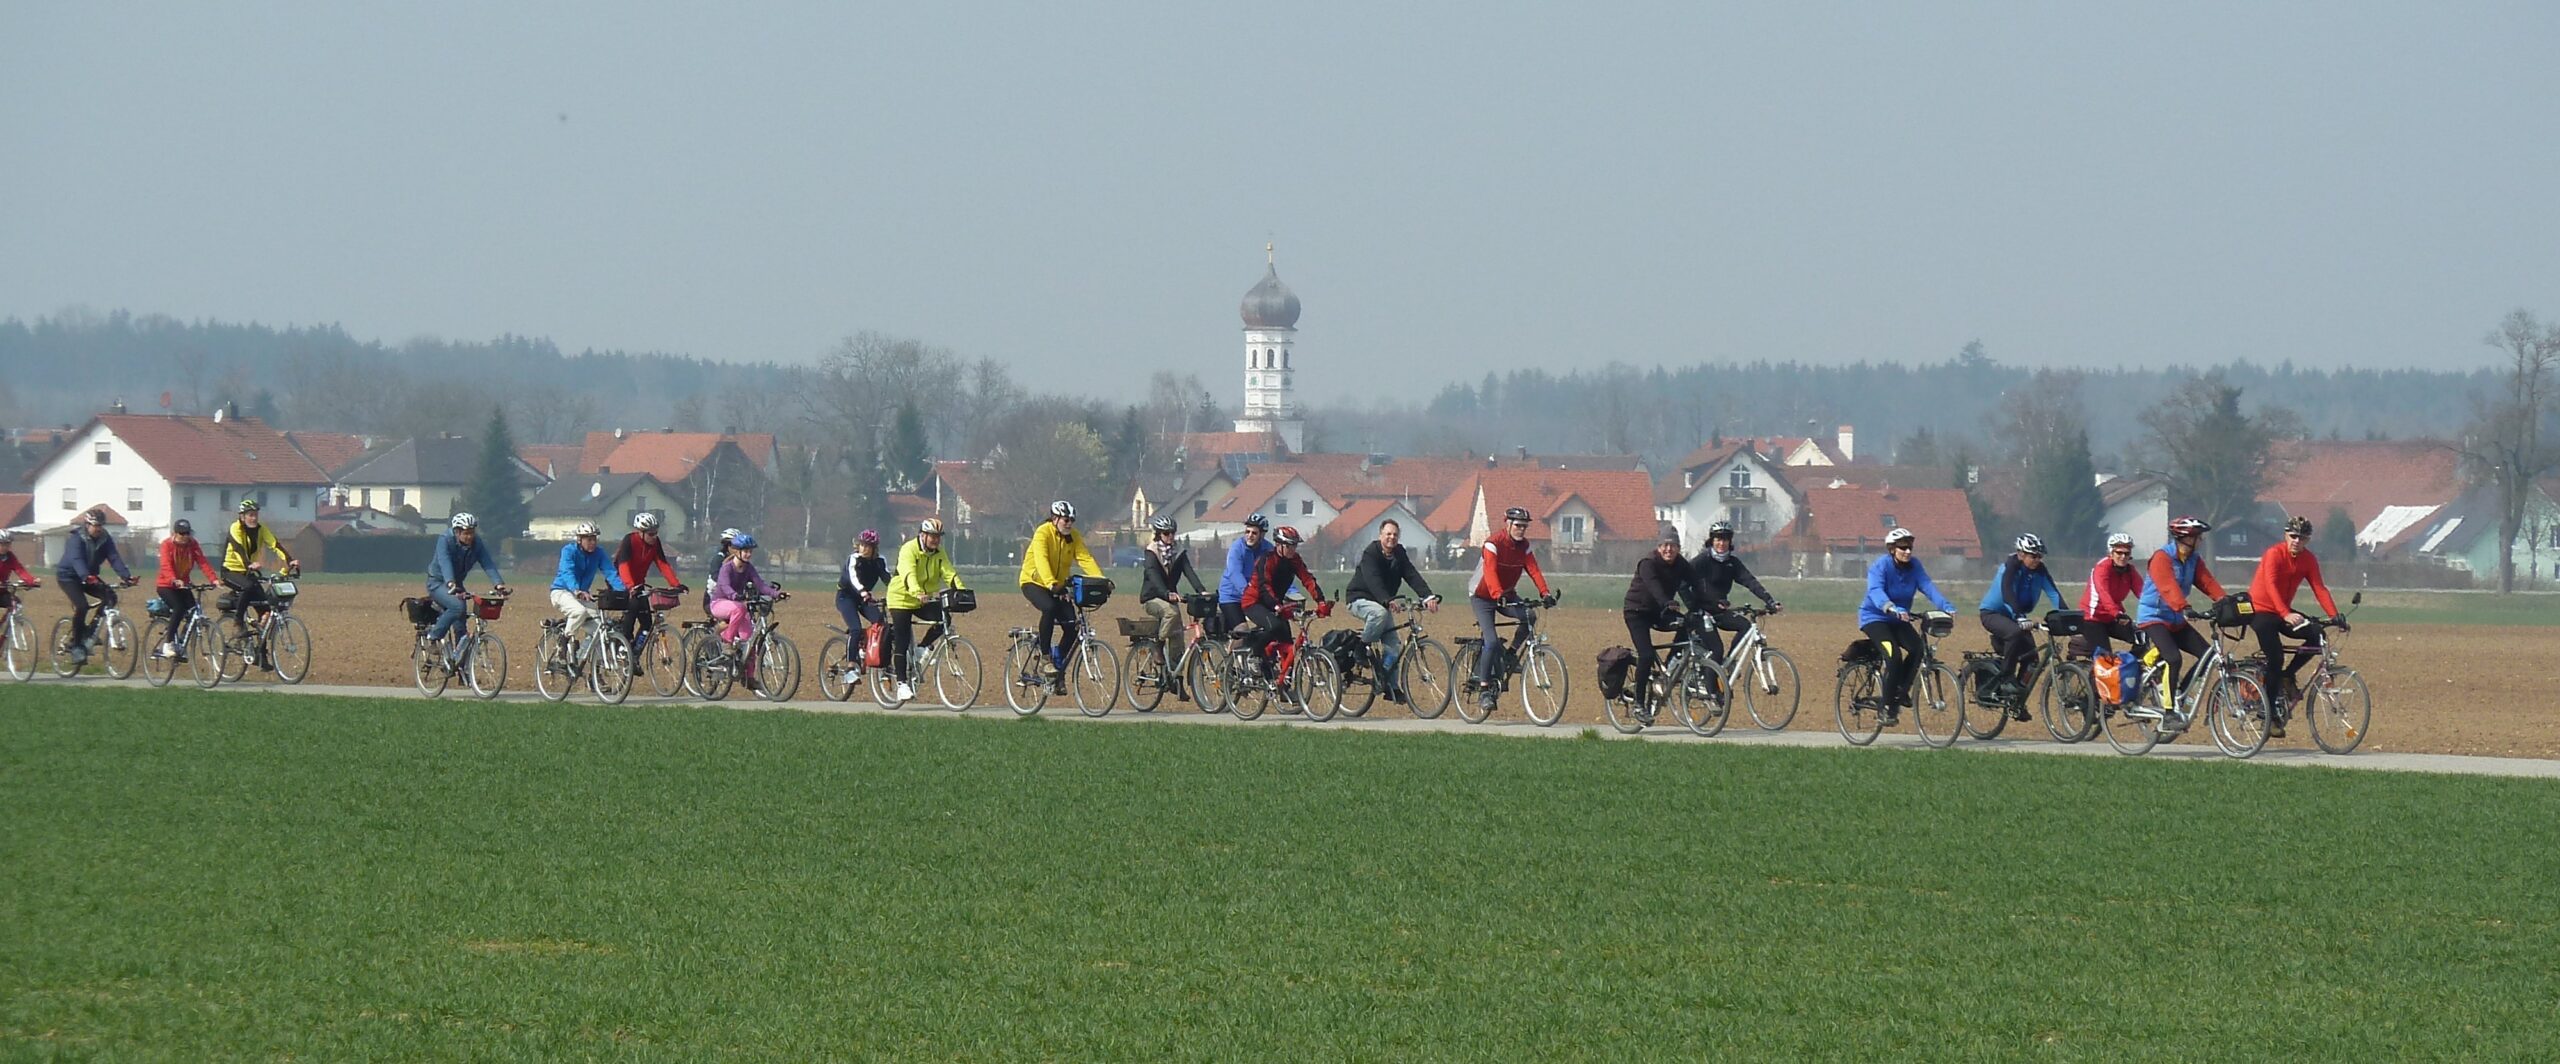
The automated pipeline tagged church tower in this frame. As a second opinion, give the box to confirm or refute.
[1233,243,1304,453]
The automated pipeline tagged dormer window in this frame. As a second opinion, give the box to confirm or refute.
[94,442,110,465]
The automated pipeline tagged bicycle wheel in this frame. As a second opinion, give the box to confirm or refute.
[677,628,715,698]
[1122,641,1167,713]
[1229,649,1272,721]
[1602,654,1654,734]
[1070,638,1121,717]
[1912,663,1961,748]
[2306,666,2371,755]
[1400,639,1455,720]
[1834,663,1884,746]
[592,630,636,705]
[94,615,138,679]
[1002,639,1050,715]
[1294,650,1342,722]
[2,614,33,682]
[142,617,179,687]
[753,634,800,702]
[48,618,78,677]
[642,628,685,698]
[2042,662,2099,744]
[1336,646,1378,719]
[2099,684,2162,756]
[1184,644,1231,715]
[534,629,574,702]
[1958,657,2010,741]
[467,633,508,699]
[1518,645,1569,727]
[218,625,253,684]
[2209,668,2271,759]
[186,621,224,689]
[1656,654,1715,738]
[1740,648,1800,731]
[268,616,311,684]
[414,636,451,697]
[817,636,857,702]
[931,635,982,710]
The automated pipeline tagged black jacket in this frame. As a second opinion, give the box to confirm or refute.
[1624,554,1692,615]
[1140,544,1205,601]
[838,553,890,597]
[1346,541,1434,603]
[1687,549,1775,610]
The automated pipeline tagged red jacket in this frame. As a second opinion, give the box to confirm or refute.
[2081,557,2142,623]
[1469,533,1550,601]
[1240,549,1324,610]
[615,532,683,590]
[158,537,219,589]
[2250,544,2339,618]
[0,550,30,589]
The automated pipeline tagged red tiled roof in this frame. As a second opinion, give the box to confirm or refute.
[1422,469,1659,543]
[1202,470,1345,523]
[888,493,937,528]
[579,431,777,478]
[1318,498,1398,547]
[2264,440,2463,531]
[0,493,31,528]
[54,504,131,529]
[1788,484,1982,557]
[1175,431,1284,458]
[81,415,330,486]
[517,444,586,480]
[929,460,991,515]
[284,431,376,477]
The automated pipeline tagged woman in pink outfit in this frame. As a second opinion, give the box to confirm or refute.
[707,533,781,650]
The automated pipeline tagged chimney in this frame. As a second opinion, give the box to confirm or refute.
[110,398,126,414]
[1836,425,1855,463]
[598,465,612,475]
[1515,445,1530,462]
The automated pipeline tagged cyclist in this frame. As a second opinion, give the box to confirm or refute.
[1216,513,1274,633]
[612,511,684,651]
[153,519,222,661]
[885,517,967,703]
[703,527,742,621]
[424,512,510,655]
[1344,518,1438,704]
[1685,520,1784,686]
[1856,527,1955,725]
[2073,532,2143,659]
[1977,532,2064,719]
[1018,500,1104,691]
[217,499,298,642]
[836,528,891,655]
[2249,514,2348,735]
[55,509,136,665]
[0,531,34,608]
[549,521,627,655]
[1237,525,1329,690]
[1466,506,1555,716]
[707,533,785,682]
[2134,515,2228,710]
[1622,534,1693,713]
[1138,515,1207,700]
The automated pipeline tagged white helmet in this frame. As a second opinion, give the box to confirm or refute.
[719,527,742,546]
[571,521,600,538]
[633,511,660,531]
[1049,499,1076,519]
[2013,532,2045,556]
[2107,532,2135,549]
[1884,527,1915,546]
[451,512,479,531]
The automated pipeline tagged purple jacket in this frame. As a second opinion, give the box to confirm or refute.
[711,556,778,603]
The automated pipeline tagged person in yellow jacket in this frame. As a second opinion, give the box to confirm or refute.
[1017,499,1104,688]
[218,499,299,639]
[886,517,968,700]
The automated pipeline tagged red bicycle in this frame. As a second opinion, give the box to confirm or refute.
[1209,599,1342,721]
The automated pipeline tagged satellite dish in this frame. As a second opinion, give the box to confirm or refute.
[589,481,603,498]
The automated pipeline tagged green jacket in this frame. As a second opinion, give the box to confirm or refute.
[888,538,965,611]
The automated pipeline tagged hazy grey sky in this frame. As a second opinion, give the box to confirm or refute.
[7,3,2555,404]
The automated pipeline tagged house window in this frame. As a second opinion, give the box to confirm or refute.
[359,488,372,508]
[391,488,407,509]
[182,490,196,512]
[128,488,144,511]
[636,495,649,513]
[1301,500,1314,515]
[1880,514,1897,529]
[219,490,232,512]
[1561,515,1587,542]
[1729,468,1751,488]
[255,490,270,509]
[289,491,302,509]
[94,442,111,465]
[61,488,76,511]
[1193,500,1208,518]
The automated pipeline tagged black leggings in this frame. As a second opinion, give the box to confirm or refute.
[58,576,115,642]
[158,586,199,626]
[2068,617,2139,660]
[2250,612,2322,680]
[2142,623,2208,697]
[888,604,945,682]
[219,569,265,629]
[1861,619,1922,706]
[1623,609,1684,699]
[1979,611,2035,679]
[1022,584,1076,666]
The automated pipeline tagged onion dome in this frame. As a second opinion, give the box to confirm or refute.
[1240,249,1301,329]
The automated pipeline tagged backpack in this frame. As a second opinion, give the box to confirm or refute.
[1595,646,1636,701]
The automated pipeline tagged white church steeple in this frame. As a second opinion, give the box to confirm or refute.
[1234,243,1304,453]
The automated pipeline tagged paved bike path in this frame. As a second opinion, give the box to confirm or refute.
[31,676,2560,782]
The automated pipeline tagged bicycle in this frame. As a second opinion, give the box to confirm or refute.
[49,579,141,679]
[1690,605,1799,732]
[869,589,982,710]
[141,584,227,689]
[1,581,41,682]
[1119,592,1218,713]
[1326,596,1458,720]
[1956,609,2083,742]
[216,574,312,685]
[1454,592,1569,726]
[2092,609,2272,758]
[1001,576,1120,716]
[2270,593,2368,754]
[622,585,690,699]
[685,594,801,702]
[1833,610,1962,747]
[1204,597,1340,721]
[534,592,636,704]
[408,589,511,699]
[1608,605,1797,737]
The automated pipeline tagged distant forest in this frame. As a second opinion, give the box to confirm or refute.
[0,311,2502,474]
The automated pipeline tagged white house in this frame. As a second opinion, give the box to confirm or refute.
[26,412,331,544]
[525,472,686,541]
[1653,441,1804,549]
[1315,499,1440,570]
[334,433,546,521]
[1197,470,1344,542]
[2095,472,2171,545]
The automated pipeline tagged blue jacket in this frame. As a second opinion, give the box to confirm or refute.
[551,543,627,594]
[1218,535,1274,604]
[55,529,133,582]
[1977,556,2062,619]
[2136,542,2219,628]
[1860,553,1954,627]
[426,531,502,589]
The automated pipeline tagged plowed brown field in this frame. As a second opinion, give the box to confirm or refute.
[169,584,2560,759]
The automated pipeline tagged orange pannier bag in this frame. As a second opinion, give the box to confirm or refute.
[2091,653,2124,704]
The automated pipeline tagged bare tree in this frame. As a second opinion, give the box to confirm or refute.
[2455,310,2560,593]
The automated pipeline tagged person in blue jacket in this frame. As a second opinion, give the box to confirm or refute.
[1857,526,1956,722]
[425,512,512,652]
[1215,512,1274,634]
[549,520,627,653]
[54,509,135,665]
[1977,532,2064,719]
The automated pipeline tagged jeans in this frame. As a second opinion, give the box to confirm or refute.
[1470,596,1533,686]
[58,576,114,643]
[426,583,469,644]
[836,591,884,638]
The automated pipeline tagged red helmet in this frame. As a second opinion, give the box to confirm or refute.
[2168,516,2211,536]
[1274,525,1303,546]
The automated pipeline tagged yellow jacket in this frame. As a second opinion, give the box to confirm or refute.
[1017,521,1101,589]
[220,520,293,573]
[888,537,965,611]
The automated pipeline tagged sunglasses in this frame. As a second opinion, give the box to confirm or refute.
[2286,533,2308,541]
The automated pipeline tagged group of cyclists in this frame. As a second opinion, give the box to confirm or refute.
[8,502,301,671]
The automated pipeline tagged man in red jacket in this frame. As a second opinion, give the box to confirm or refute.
[612,511,685,650]
[1238,525,1329,682]
[2250,515,2347,734]
[154,520,223,660]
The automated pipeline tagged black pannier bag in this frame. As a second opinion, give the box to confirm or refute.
[1595,646,1636,701]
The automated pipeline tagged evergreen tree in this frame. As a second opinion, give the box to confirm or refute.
[2320,506,2358,560]
[883,401,930,491]
[459,406,532,541]
[2019,429,2106,554]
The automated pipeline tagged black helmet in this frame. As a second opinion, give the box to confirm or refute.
[2284,515,2313,538]
[1503,506,1532,523]
[1244,512,1269,530]
[173,519,194,536]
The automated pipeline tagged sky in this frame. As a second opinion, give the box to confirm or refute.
[5,2,2556,405]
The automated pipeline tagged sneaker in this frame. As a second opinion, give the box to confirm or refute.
[157,642,176,659]
[2010,704,2033,723]
[2268,719,2287,739]
[894,681,915,702]
[1476,691,1497,713]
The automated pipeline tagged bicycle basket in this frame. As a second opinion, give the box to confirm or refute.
[943,588,978,614]
[268,579,299,601]
[401,597,438,627]
[1184,592,1217,620]
[1116,617,1157,640]
[1921,612,1955,638]
[648,589,684,612]
[1071,577,1115,609]
[2041,609,2085,636]
[474,597,507,621]
[2211,592,2255,628]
